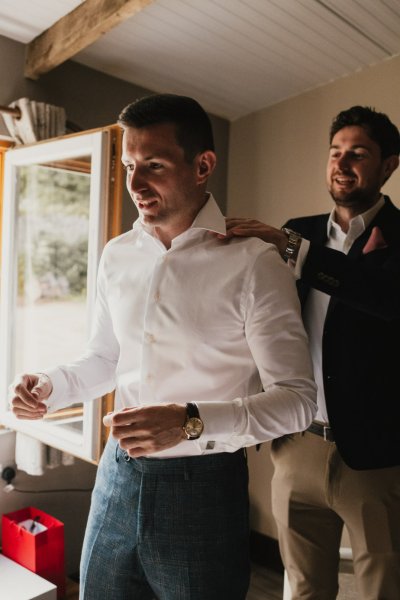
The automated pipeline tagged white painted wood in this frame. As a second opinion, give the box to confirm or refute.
[0,131,109,463]
[283,568,292,600]
[1,0,400,119]
[0,554,57,600]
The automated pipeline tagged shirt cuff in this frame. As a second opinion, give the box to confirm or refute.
[196,400,236,440]
[42,367,70,413]
[288,237,310,279]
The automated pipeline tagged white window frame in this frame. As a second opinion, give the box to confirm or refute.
[0,130,112,463]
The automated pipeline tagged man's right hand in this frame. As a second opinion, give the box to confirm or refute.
[9,373,52,420]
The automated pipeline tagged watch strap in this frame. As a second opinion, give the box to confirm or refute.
[281,227,302,263]
[186,402,200,419]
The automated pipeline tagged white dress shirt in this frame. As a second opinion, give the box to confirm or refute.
[300,196,385,423]
[46,195,316,457]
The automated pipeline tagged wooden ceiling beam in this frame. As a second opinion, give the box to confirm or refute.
[24,0,155,80]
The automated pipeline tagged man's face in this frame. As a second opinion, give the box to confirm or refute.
[326,125,390,212]
[121,122,208,239]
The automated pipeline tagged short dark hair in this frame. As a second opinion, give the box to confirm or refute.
[329,106,400,159]
[118,93,215,162]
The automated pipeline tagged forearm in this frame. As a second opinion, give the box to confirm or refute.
[196,379,317,447]
[45,350,117,412]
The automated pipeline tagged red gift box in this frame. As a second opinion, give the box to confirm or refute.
[2,506,65,597]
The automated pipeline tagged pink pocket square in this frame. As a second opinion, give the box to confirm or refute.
[362,226,388,254]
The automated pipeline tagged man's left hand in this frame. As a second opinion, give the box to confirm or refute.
[103,404,187,458]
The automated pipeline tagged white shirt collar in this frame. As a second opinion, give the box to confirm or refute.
[191,194,226,235]
[132,193,226,241]
[327,195,385,252]
[327,194,385,237]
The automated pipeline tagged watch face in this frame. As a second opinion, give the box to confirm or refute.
[185,417,204,439]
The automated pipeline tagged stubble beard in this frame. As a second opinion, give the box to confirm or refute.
[329,186,380,213]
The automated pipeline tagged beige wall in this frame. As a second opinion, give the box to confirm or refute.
[228,54,400,538]
[228,53,400,226]
[0,34,229,213]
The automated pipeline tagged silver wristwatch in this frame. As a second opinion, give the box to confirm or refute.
[281,227,302,262]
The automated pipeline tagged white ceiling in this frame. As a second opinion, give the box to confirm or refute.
[1,0,400,121]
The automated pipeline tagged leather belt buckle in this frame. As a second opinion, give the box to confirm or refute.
[306,421,334,442]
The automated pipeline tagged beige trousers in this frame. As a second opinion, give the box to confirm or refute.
[271,431,400,600]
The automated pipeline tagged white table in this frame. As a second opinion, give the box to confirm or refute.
[0,554,56,600]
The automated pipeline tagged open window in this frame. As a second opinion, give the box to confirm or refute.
[0,126,123,463]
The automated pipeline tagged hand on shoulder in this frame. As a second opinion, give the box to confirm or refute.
[219,218,289,257]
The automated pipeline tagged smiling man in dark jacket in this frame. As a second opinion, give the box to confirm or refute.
[223,106,400,600]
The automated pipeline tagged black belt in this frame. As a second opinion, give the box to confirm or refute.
[307,421,335,442]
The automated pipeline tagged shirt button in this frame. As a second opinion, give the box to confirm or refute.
[145,332,155,343]
[154,291,161,302]
[145,373,154,384]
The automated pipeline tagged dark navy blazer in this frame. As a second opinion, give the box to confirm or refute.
[285,196,400,469]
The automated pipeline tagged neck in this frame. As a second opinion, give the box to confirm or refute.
[334,195,382,233]
[145,194,209,249]
[333,206,355,233]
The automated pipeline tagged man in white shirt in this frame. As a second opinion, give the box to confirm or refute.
[10,94,316,600]
[223,106,400,600]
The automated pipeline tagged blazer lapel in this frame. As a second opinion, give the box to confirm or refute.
[325,197,396,317]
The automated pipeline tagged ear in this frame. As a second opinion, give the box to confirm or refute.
[196,151,217,184]
[382,154,399,183]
